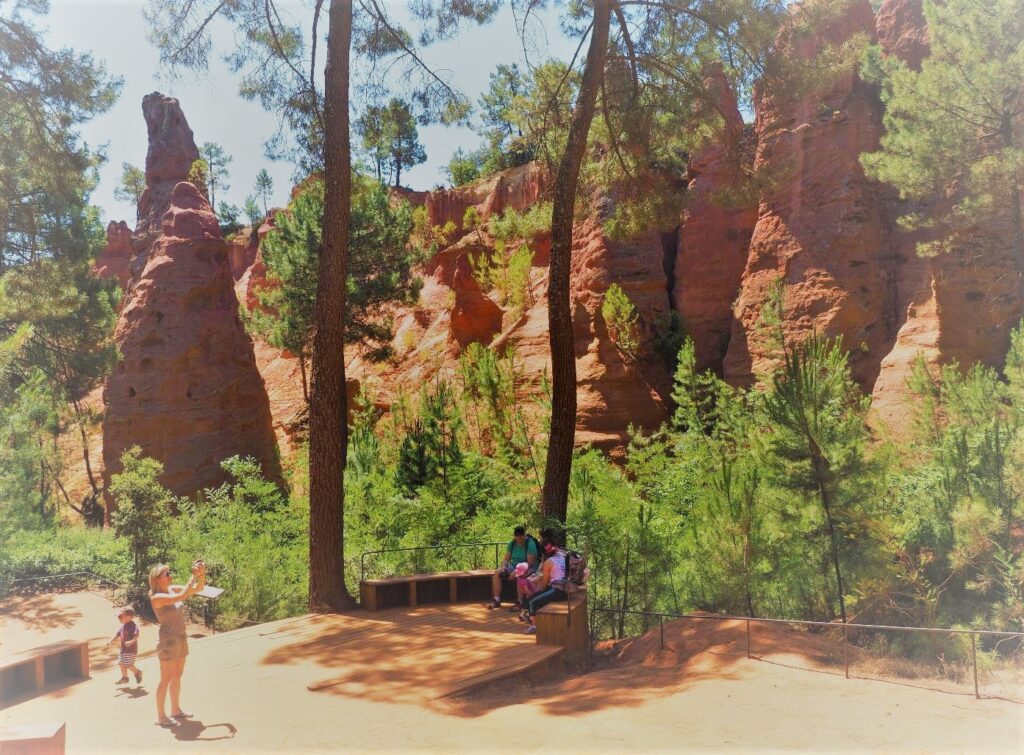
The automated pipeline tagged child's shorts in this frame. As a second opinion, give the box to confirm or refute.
[118,650,137,666]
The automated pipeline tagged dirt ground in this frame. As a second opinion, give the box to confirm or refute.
[1,591,1021,753]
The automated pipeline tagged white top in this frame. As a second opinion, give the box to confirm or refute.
[547,552,566,585]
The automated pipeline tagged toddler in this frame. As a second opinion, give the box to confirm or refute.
[109,606,142,684]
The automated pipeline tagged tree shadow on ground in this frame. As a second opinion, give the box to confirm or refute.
[260,605,543,706]
[0,594,81,634]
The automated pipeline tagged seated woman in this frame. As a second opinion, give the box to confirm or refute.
[521,543,566,634]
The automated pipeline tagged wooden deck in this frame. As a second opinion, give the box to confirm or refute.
[211,602,563,703]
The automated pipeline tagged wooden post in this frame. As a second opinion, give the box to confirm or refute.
[34,657,45,692]
[660,616,664,650]
[843,622,849,679]
[449,576,458,603]
[746,619,751,659]
[78,642,90,679]
[408,581,417,608]
[972,633,979,699]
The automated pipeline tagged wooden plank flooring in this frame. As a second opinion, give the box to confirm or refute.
[201,603,562,704]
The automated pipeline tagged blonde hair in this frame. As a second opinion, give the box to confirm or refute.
[148,563,169,595]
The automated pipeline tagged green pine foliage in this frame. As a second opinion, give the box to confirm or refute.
[860,0,1024,260]
[245,174,421,401]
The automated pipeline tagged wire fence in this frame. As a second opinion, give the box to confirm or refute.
[590,606,1024,701]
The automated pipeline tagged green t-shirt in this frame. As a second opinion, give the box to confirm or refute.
[507,536,538,566]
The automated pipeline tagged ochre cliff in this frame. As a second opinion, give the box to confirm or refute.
[171,0,1019,464]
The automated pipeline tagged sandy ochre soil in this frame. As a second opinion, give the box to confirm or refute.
[1,590,1021,754]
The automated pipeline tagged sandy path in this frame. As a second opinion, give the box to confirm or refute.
[1,593,1021,753]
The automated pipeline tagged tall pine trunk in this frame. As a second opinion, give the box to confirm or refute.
[308,0,356,613]
[540,0,611,525]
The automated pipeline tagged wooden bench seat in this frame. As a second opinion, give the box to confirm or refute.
[0,641,89,709]
[534,590,588,659]
[0,722,65,755]
[360,569,513,611]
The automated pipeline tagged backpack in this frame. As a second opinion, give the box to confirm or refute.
[554,546,588,593]
[525,534,542,567]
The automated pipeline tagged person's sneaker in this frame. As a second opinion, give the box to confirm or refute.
[134,669,142,683]
[115,676,129,684]
[518,611,529,623]
[508,601,522,612]
[487,597,501,609]
[523,624,537,635]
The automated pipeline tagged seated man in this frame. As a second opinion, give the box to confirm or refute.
[488,525,539,609]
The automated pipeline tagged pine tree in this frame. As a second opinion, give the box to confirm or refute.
[254,169,274,214]
[861,0,1024,282]
[356,99,426,188]
[113,162,146,206]
[200,142,233,208]
[0,0,121,520]
[246,175,419,403]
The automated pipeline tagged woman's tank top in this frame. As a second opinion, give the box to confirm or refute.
[154,600,187,638]
[547,552,567,586]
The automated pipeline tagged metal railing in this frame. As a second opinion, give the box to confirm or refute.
[591,606,1024,699]
[6,571,122,601]
[359,541,506,583]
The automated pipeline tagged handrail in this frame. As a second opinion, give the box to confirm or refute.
[589,606,1024,638]
[590,605,1024,699]
[359,541,507,583]
[7,571,122,592]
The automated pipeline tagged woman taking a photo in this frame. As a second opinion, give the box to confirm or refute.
[148,559,205,728]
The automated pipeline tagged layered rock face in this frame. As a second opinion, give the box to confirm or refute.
[93,220,134,295]
[102,96,282,515]
[234,0,1017,456]
[673,73,758,375]
[723,0,895,389]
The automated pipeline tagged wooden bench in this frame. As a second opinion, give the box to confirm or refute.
[534,591,589,659]
[0,641,89,708]
[0,722,65,755]
[360,569,517,611]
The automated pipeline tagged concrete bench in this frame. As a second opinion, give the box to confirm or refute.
[534,590,589,659]
[360,569,518,611]
[0,641,89,708]
[0,722,65,755]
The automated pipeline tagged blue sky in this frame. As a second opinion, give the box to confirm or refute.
[42,1,575,224]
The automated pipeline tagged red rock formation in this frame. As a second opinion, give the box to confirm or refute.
[674,72,758,374]
[227,234,259,280]
[103,98,282,516]
[723,0,894,389]
[426,162,546,230]
[131,93,201,281]
[875,0,929,70]
[93,220,134,294]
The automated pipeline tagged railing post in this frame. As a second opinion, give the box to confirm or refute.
[843,622,849,679]
[971,633,979,699]
[746,619,751,659]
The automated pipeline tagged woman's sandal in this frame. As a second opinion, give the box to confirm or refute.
[157,718,180,728]
[171,711,193,720]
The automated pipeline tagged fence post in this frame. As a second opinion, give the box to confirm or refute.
[746,619,751,659]
[843,622,849,679]
[971,633,979,699]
